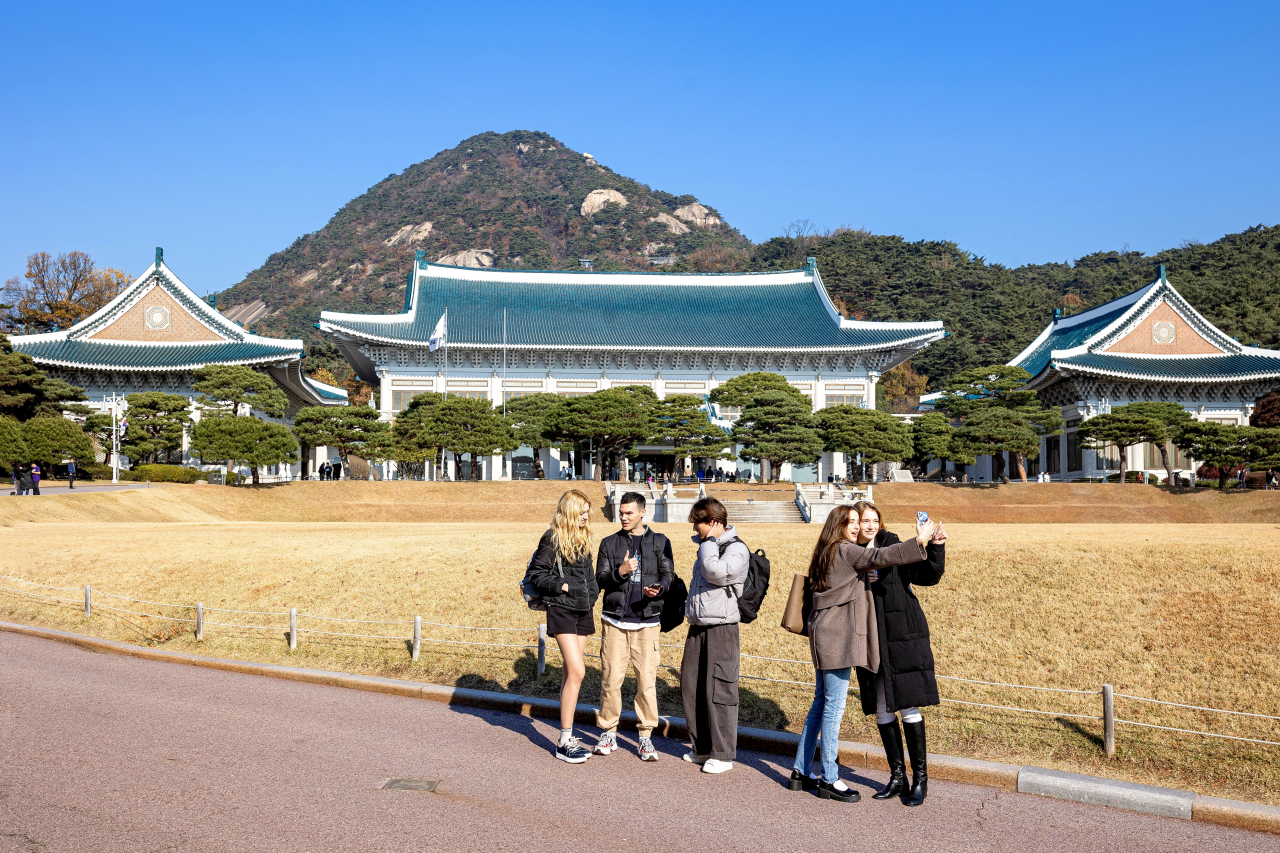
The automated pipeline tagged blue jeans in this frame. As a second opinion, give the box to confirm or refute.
[792,667,851,784]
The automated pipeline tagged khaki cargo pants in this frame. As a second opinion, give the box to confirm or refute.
[596,621,661,738]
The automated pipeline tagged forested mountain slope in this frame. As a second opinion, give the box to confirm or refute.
[218,130,749,349]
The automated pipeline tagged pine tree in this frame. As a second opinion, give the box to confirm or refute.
[1076,410,1167,484]
[292,405,391,475]
[732,390,822,481]
[21,416,94,471]
[504,392,565,479]
[652,395,732,477]
[192,365,288,418]
[0,416,28,472]
[190,415,298,485]
[120,392,191,464]
[815,405,912,480]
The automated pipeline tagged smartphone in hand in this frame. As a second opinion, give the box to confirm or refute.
[916,511,929,524]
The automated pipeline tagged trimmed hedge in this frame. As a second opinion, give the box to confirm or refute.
[120,465,208,484]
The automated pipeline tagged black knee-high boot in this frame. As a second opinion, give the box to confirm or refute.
[872,720,907,800]
[902,719,928,806]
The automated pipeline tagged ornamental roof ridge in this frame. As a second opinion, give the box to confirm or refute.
[418,259,812,283]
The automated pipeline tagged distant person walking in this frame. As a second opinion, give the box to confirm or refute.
[788,505,937,802]
[67,460,76,489]
[30,463,41,495]
[680,497,750,774]
[332,462,342,481]
[593,490,674,761]
[852,500,947,807]
[528,489,600,763]
[17,464,33,496]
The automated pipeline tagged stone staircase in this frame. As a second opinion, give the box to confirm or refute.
[721,500,806,524]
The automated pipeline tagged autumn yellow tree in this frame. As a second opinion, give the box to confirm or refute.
[3,251,131,333]
[877,362,928,414]
[308,367,341,387]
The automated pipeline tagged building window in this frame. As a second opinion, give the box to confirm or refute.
[391,390,434,411]
[720,405,742,421]
[1066,432,1082,472]
[505,390,537,402]
[825,394,865,408]
[448,390,488,400]
[1026,452,1040,477]
[556,390,594,398]
[1046,436,1061,474]
[1097,443,1122,470]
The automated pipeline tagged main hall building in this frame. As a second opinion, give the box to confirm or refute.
[321,252,945,480]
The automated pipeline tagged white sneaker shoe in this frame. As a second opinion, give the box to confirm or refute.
[682,752,710,765]
[593,731,618,755]
[702,759,733,774]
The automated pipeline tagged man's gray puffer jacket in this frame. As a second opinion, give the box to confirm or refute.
[684,525,751,626]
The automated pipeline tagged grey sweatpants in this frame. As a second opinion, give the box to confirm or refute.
[681,622,740,761]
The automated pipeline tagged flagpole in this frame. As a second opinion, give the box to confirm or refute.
[502,307,507,418]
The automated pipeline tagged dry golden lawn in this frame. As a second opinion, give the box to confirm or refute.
[5,478,1279,525]
[2,511,1278,805]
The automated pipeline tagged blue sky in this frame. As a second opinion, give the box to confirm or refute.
[2,1,1277,294]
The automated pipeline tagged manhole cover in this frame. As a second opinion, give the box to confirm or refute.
[382,779,440,792]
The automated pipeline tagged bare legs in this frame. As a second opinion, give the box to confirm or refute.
[556,632,589,730]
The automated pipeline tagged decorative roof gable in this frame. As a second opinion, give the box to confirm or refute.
[1011,266,1280,388]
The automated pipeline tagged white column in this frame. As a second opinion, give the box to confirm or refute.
[377,369,391,417]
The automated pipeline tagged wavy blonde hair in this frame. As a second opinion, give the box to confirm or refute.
[550,489,593,562]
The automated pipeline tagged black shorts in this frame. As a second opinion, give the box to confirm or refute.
[546,606,595,637]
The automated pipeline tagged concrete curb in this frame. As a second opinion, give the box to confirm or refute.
[2,619,1278,836]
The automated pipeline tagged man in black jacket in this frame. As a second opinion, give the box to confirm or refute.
[593,491,675,761]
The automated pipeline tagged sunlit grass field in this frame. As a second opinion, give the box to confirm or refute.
[2,512,1278,805]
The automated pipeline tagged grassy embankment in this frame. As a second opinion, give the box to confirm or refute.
[1,482,1278,805]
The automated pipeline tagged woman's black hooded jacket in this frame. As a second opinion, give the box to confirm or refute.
[529,529,599,612]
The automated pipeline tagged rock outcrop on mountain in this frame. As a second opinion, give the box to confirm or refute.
[218,130,749,344]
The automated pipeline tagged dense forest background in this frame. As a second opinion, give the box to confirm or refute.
[215,130,1280,390]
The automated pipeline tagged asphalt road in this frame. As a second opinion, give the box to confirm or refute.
[1,631,1275,853]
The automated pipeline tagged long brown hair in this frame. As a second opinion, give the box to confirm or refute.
[807,504,855,592]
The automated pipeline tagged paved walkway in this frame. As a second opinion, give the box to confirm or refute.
[1,632,1275,853]
[3,481,161,495]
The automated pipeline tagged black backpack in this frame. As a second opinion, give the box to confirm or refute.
[719,537,770,624]
[659,574,688,633]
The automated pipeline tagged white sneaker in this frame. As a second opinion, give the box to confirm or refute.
[593,731,618,755]
[702,759,733,774]
[682,752,710,765]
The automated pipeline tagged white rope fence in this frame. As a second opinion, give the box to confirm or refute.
[3,574,1276,756]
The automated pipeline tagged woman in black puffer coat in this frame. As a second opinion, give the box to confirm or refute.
[851,500,947,807]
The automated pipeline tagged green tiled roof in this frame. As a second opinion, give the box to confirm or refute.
[1011,285,1155,378]
[1054,352,1280,382]
[13,338,300,371]
[322,265,942,351]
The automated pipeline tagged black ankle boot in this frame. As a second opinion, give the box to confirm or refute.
[872,721,907,800]
[901,719,928,806]
[787,769,818,791]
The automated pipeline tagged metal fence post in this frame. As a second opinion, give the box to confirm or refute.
[412,616,421,662]
[196,602,203,641]
[84,585,91,618]
[289,608,297,650]
[537,623,547,676]
[1103,684,1115,758]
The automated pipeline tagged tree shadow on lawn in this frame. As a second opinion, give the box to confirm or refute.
[450,650,793,768]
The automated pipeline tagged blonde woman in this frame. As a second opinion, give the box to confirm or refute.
[529,489,600,763]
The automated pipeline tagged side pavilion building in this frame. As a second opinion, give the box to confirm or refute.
[977,266,1280,483]
[319,252,945,480]
[9,248,346,476]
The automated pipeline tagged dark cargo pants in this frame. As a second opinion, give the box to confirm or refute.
[681,622,740,761]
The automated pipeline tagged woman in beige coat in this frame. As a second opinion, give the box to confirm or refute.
[787,504,936,802]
